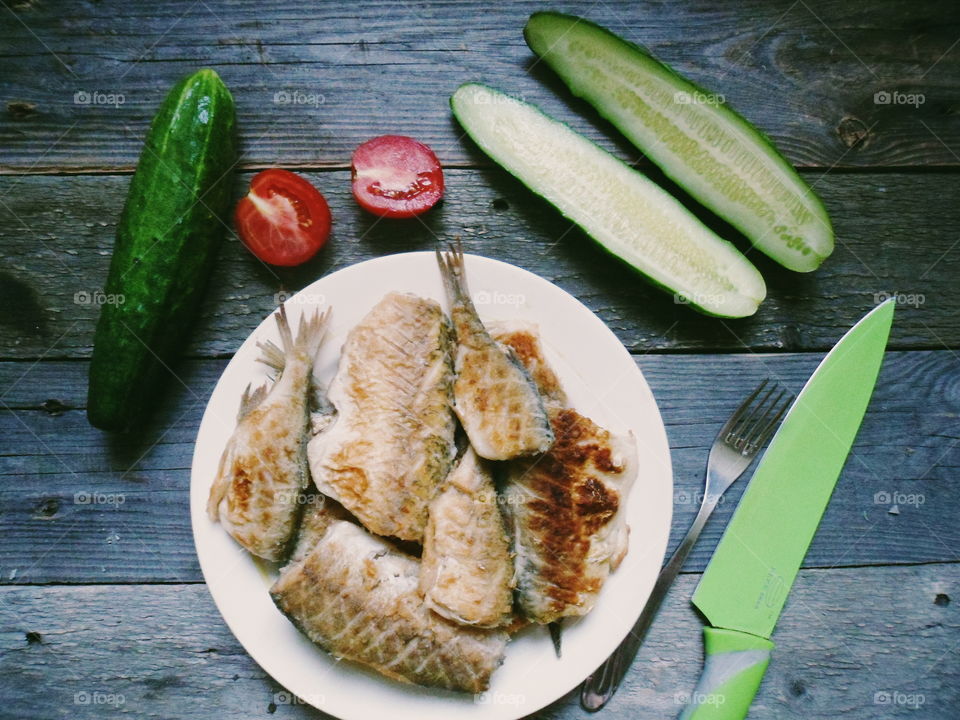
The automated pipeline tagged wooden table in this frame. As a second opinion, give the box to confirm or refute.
[1,1,958,718]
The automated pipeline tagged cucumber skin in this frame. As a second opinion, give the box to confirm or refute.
[87,69,237,431]
[450,83,765,318]
[524,11,833,272]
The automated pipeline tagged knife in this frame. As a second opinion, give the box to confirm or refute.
[678,300,894,720]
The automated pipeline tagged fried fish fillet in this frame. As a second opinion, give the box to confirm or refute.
[307,292,456,542]
[489,320,567,407]
[420,448,514,628]
[271,521,508,693]
[492,323,637,623]
[436,244,553,460]
[207,305,330,561]
[503,407,637,624]
[284,491,354,569]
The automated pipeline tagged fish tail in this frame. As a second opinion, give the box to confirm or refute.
[274,302,331,363]
[255,339,285,375]
[206,441,236,521]
[436,238,471,305]
[237,381,269,421]
[274,303,296,355]
[294,306,332,361]
[257,338,329,416]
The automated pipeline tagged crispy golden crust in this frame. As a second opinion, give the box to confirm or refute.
[283,492,355,568]
[308,293,457,541]
[437,245,554,461]
[420,449,515,628]
[270,521,508,693]
[491,324,567,406]
[451,317,554,460]
[215,416,303,559]
[522,410,619,605]
[505,407,637,624]
[208,307,329,562]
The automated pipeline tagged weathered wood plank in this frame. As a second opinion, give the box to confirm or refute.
[0,565,956,719]
[0,351,955,584]
[1,170,957,359]
[1,0,958,171]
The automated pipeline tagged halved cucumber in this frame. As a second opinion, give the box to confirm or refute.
[451,83,765,318]
[524,11,833,272]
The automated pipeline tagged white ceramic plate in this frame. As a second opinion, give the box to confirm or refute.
[191,252,673,720]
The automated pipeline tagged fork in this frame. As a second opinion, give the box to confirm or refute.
[580,379,794,712]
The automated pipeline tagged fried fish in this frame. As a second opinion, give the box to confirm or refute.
[436,244,553,460]
[256,337,336,439]
[271,520,508,693]
[489,320,567,407]
[307,292,457,541]
[420,448,514,628]
[284,491,354,569]
[207,305,330,562]
[503,407,637,624]
[492,323,637,624]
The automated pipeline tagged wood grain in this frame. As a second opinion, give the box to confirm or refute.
[1,351,955,584]
[1,170,958,360]
[1,0,958,172]
[0,565,956,719]
[1,1,956,714]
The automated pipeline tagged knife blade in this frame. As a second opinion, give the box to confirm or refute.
[678,300,894,720]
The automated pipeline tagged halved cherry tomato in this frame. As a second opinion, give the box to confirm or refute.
[234,169,332,266]
[351,135,444,218]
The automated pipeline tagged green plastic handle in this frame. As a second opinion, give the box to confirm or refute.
[677,628,774,719]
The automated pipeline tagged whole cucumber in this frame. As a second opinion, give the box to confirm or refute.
[88,69,237,431]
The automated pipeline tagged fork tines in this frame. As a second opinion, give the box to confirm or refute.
[724,379,794,455]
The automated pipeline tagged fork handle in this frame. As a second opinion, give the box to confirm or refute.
[581,496,719,711]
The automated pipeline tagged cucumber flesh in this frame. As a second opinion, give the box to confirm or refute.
[524,11,833,272]
[451,83,765,318]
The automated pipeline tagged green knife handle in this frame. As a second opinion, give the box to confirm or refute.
[678,628,774,720]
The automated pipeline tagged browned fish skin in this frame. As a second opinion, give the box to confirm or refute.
[420,448,514,628]
[308,292,456,542]
[207,306,329,561]
[503,407,637,624]
[271,521,508,693]
[284,491,354,569]
[436,244,554,460]
[490,321,567,407]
